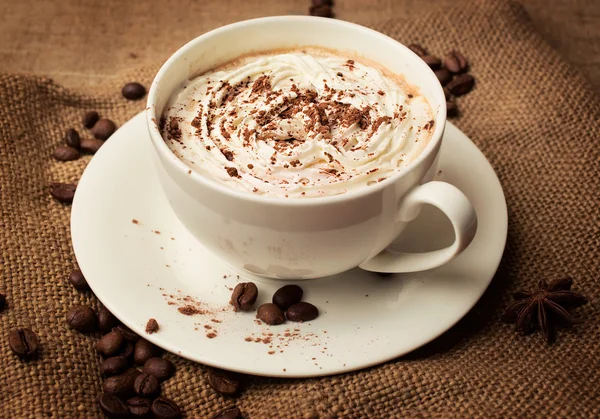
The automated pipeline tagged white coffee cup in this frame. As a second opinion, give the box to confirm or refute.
[146,16,477,279]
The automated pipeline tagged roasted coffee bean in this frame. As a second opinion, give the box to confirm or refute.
[134,373,160,397]
[309,5,333,17]
[98,305,119,332]
[54,145,80,162]
[127,396,152,417]
[286,302,319,322]
[443,87,451,101]
[64,128,81,149]
[100,356,130,376]
[446,100,459,117]
[212,407,243,419]
[80,137,104,154]
[272,284,303,310]
[103,368,141,396]
[434,68,452,86]
[8,328,39,357]
[113,324,140,342]
[116,342,135,360]
[0,293,6,312]
[68,269,89,291]
[145,318,159,334]
[49,182,76,203]
[420,55,441,70]
[83,111,100,129]
[98,393,129,418]
[142,357,175,381]
[91,118,117,140]
[443,50,468,73]
[122,82,147,100]
[230,282,258,311]
[256,303,285,325]
[151,397,181,419]
[97,331,125,357]
[66,305,97,333]
[134,339,162,365]
[447,74,475,96]
[207,368,242,396]
[408,43,428,57]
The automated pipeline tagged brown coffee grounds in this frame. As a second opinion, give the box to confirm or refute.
[221,149,234,161]
[219,120,231,141]
[251,75,271,95]
[371,116,392,134]
[163,290,230,323]
[226,167,239,178]
[206,332,217,339]
[191,114,202,130]
[178,305,205,316]
[423,119,435,131]
[166,117,182,141]
[145,318,159,334]
[243,327,329,354]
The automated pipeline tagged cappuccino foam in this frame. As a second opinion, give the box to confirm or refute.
[161,48,435,198]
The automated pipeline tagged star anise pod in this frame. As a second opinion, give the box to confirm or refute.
[502,277,588,343]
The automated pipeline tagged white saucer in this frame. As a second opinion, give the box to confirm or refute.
[71,113,507,378]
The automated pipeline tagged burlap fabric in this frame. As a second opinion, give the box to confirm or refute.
[1,0,599,93]
[1,0,599,417]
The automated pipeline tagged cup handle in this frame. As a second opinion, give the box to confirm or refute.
[359,181,477,273]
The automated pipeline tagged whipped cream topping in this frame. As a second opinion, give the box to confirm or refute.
[161,48,435,198]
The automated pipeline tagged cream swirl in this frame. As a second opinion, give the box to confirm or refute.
[161,49,435,198]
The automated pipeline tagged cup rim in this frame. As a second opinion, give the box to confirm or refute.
[146,15,446,207]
